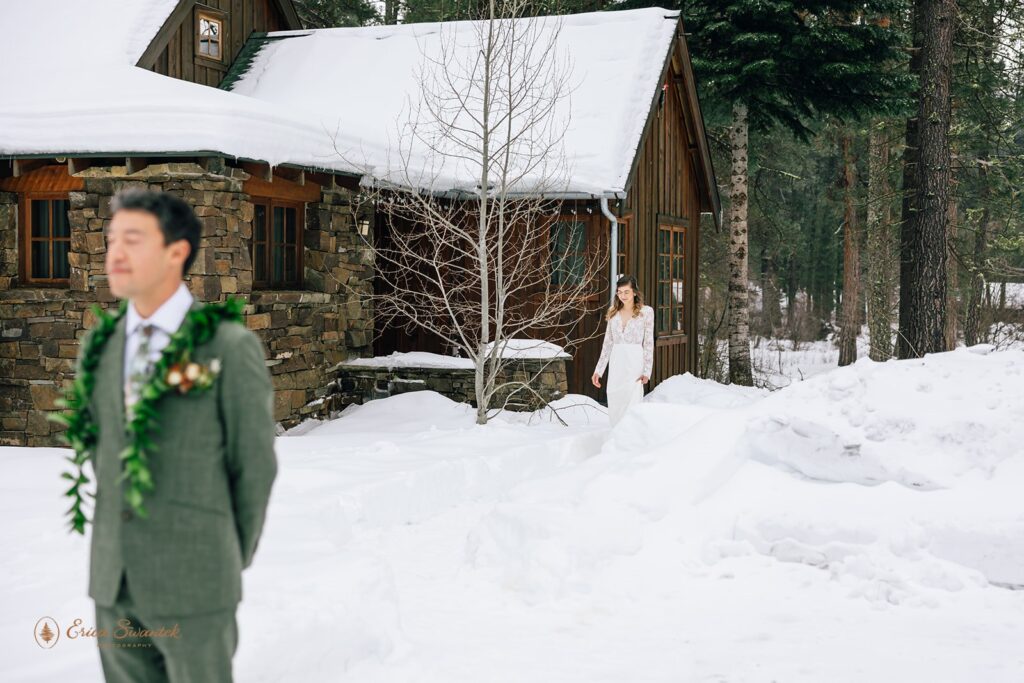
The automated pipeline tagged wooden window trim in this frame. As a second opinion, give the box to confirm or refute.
[616,214,632,279]
[195,7,227,66]
[655,220,687,337]
[242,172,321,204]
[251,197,304,291]
[657,213,689,228]
[19,192,71,287]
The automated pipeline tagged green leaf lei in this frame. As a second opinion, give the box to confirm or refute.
[48,296,246,534]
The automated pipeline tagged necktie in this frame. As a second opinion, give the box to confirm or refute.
[124,323,156,423]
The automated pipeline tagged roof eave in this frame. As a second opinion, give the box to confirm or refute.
[135,0,196,70]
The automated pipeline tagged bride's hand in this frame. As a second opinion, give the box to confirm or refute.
[591,373,601,388]
[638,375,649,384]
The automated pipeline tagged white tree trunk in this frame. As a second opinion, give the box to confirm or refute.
[727,100,753,386]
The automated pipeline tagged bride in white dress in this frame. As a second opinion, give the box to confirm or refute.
[591,275,654,426]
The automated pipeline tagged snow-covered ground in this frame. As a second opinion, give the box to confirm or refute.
[747,323,1024,390]
[3,346,1023,681]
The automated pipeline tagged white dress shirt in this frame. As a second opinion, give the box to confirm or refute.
[123,282,195,382]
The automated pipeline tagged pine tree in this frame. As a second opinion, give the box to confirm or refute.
[951,0,1024,346]
[292,0,381,27]
[896,0,956,358]
[672,0,912,383]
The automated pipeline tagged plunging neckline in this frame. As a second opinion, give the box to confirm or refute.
[617,312,632,333]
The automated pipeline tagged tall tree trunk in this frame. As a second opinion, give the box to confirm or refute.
[866,119,897,360]
[727,100,754,385]
[384,0,399,24]
[964,164,990,345]
[758,248,781,338]
[785,255,798,334]
[963,3,996,347]
[944,182,959,348]
[897,0,955,358]
[839,131,861,366]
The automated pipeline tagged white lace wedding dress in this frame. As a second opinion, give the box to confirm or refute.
[593,305,654,426]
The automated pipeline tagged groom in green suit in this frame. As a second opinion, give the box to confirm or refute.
[79,189,277,682]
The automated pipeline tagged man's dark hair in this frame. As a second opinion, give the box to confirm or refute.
[109,188,202,275]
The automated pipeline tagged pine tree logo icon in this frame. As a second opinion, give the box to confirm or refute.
[34,617,60,649]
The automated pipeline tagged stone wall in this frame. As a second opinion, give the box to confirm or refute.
[333,358,569,412]
[0,162,373,446]
[0,192,17,289]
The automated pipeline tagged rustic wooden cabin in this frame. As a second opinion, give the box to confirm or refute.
[0,2,719,446]
[219,8,722,402]
[399,30,723,401]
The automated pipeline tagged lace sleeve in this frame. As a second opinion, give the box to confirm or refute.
[642,306,654,377]
[594,319,612,377]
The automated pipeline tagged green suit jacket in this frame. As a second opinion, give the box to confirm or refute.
[77,298,277,616]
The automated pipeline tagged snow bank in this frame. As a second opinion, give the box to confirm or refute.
[2,348,1022,680]
[468,349,1024,613]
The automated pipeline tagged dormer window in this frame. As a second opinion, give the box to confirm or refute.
[196,10,225,62]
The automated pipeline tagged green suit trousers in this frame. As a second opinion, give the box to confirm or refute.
[95,570,238,682]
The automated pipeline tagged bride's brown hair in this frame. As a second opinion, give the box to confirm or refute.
[605,274,645,320]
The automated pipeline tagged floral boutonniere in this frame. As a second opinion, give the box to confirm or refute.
[165,357,222,395]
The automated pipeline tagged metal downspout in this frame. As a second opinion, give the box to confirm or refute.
[599,196,618,305]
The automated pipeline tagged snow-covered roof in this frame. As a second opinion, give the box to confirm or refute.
[0,4,715,204]
[226,8,685,196]
[0,0,361,173]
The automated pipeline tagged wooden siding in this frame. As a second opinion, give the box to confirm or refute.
[571,45,704,402]
[144,0,288,88]
[0,164,84,194]
[372,204,608,364]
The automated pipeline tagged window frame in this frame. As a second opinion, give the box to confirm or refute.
[195,8,227,65]
[549,216,587,288]
[251,197,304,290]
[19,192,72,287]
[615,215,631,280]
[655,218,687,337]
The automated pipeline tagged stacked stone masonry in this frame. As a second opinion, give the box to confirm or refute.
[0,163,374,446]
[333,358,568,412]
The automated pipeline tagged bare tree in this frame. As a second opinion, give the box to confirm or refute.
[332,0,605,424]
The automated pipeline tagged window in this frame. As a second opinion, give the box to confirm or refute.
[656,223,686,334]
[550,219,585,286]
[23,196,71,285]
[196,10,224,61]
[616,217,630,280]
[252,199,303,289]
